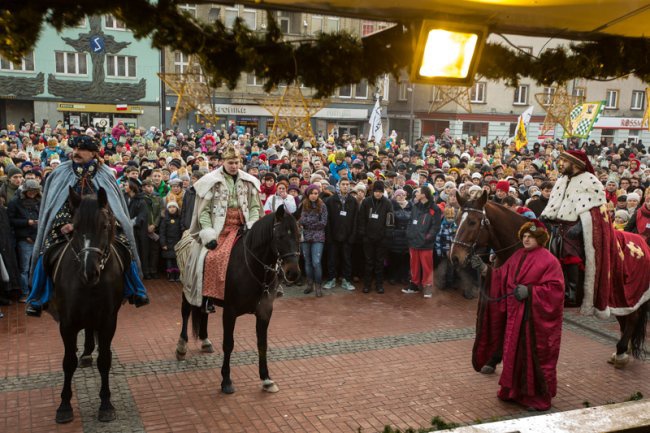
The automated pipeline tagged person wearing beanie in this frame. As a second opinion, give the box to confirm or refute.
[614,209,630,231]
[7,179,41,300]
[540,149,608,307]
[471,219,564,412]
[159,200,183,282]
[492,180,510,204]
[403,185,442,298]
[141,178,165,279]
[358,178,394,294]
[323,176,358,291]
[626,192,640,216]
[0,165,24,207]
[297,184,327,297]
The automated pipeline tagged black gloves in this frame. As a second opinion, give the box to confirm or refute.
[469,255,487,274]
[513,284,529,301]
[205,240,217,250]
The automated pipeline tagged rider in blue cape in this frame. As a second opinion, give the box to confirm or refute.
[26,134,149,316]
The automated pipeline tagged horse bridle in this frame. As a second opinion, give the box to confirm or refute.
[451,207,490,254]
[71,243,111,271]
[452,206,522,257]
[243,222,300,295]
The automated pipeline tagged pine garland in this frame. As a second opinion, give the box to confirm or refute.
[1,0,648,97]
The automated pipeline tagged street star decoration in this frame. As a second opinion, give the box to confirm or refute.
[157,56,220,126]
[428,86,472,113]
[259,85,326,144]
[535,86,584,136]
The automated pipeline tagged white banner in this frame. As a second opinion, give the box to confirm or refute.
[369,99,383,142]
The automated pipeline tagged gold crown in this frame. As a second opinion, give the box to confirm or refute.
[221,143,239,160]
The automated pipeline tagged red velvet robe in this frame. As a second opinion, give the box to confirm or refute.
[473,246,565,411]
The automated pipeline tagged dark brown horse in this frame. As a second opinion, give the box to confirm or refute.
[450,190,647,369]
[176,206,301,394]
[48,188,130,423]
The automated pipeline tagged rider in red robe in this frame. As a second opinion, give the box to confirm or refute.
[472,220,565,411]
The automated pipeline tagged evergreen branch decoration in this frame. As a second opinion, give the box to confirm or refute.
[1,0,649,98]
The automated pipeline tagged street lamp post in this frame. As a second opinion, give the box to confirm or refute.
[408,84,416,150]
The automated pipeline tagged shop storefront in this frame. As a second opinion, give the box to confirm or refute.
[592,116,649,144]
[56,102,144,130]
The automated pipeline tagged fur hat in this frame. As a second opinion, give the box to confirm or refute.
[560,150,594,174]
[517,220,549,246]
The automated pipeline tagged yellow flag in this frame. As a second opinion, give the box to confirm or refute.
[515,114,527,151]
[643,87,650,132]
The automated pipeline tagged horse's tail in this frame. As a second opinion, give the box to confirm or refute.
[630,300,648,359]
[190,303,202,340]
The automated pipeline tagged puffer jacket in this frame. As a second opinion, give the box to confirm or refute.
[388,200,412,253]
[406,200,442,250]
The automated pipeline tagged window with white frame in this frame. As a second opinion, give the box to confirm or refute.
[513,84,528,105]
[241,9,256,30]
[542,86,556,106]
[398,82,408,101]
[224,7,239,29]
[277,11,291,34]
[55,52,87,75]
[0,52,35,72]
[326,17,339,32]
[107,55,136,78]
[355,80,368,99]
[105,16,126,30]
[338,85,352,98]
[173,52,189,74]
[605,90,619,109]
[361,21,375,36]
[178,3,197,17]
[470,82,486,103]
[631,90,645,110]
[246,74,260,86]
[311,16,323,34]
[573,87,586,101]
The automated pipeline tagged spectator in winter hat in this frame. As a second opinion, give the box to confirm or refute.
[493,180,510,204]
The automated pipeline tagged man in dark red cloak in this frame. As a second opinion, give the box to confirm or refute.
[472,220,565,411]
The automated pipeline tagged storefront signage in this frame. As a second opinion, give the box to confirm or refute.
[57,102,144,114]
[593,116,645,130]
[198,104,369,120]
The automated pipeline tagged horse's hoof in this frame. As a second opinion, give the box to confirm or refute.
[221,384,236,394]
[79,355,93,368]
[55,408,74,424]
[97,408,116,422]
[201,339,214,353]
[607,352,618,365]
[176,338,187,361]
[262,379,279,393]
[480,365,496,375]
[614,354,630,369]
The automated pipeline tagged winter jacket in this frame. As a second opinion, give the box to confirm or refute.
[159,211,183,258]
[358,195,394,242]
[528,196,549,217]
[435,218,457,256]
[298,201,328,243]
[143,192,164,229]
[406,200,442,250]
[125,192,148,255]
[325,193,357,243]
[7,194,40,241]
[388,200,412,253]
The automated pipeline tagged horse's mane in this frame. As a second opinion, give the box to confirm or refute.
[246,210,297,251]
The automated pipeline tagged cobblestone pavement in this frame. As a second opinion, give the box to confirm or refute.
[0,279,648,433]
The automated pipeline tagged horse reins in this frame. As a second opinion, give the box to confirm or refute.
[451,205,522,302]
[243,222,300,296]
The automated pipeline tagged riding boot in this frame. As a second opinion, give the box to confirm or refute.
[303,280,314,294]
[276,284,284,298]
[564,264,580,307]
[315,282,323,297]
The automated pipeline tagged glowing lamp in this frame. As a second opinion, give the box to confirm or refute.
[411,21,487,86]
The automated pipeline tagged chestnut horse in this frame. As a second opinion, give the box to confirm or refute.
[450,191,647,369]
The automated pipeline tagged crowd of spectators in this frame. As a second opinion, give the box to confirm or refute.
[1,119,649,316]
